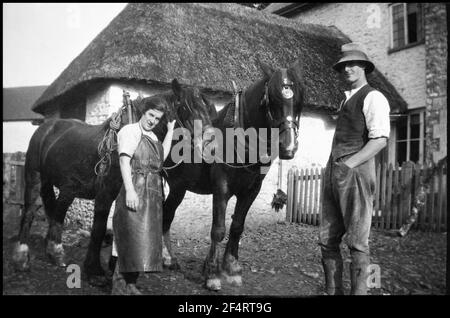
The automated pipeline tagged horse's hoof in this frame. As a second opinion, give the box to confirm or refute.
[222,272,243,287]
[87,275,110,287]
[163,257,180,270]
[46,253,66,268]
[12,243,31,272]
[13,259,31,272]
[163,262,181,271]
[205,278,221,291]
[168,263,181,270]
[46,241,66,267]
[13,262,31,272]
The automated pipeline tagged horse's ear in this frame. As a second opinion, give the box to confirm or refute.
[171,78,183,100]
[259,61,275,79]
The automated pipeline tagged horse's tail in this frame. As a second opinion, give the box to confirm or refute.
[18,122,54,244]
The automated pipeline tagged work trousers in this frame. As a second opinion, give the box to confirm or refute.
[319,154,376,260]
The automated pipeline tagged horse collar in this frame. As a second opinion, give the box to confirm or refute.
[234,90,244,128]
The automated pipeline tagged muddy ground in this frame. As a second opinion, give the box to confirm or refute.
[2,189,447,296]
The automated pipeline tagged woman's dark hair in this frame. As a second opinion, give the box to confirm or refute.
[140,95,168,114]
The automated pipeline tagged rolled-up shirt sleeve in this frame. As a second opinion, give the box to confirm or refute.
[117,124,140,157]
[363,90,391,139]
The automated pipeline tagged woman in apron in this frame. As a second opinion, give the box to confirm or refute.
[111,95,175,295]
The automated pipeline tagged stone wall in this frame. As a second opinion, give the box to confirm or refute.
[424,3,447,163]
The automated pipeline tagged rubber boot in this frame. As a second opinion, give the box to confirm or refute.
[321,258,344,295]
[350,254,370,295]
[107,255,117,278]
[111,263,127,295]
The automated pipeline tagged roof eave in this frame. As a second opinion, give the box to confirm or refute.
[272,3,321,17]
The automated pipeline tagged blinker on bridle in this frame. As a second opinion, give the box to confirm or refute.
[261,68,298,134]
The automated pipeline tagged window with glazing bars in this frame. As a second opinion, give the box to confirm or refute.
[390,3,424,50]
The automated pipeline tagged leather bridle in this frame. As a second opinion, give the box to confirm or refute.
[261,68,299,140]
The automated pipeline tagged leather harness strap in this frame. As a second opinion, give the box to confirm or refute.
[232,80,244,129]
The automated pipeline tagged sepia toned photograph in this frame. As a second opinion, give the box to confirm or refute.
[3,2,447,303]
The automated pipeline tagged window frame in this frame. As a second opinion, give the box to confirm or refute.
[389,3,424,53]
[395,109,425,164]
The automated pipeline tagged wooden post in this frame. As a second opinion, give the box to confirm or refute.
[374,163,381,215]
[414,163,422,230]
[9,159,26,205]
[386,163,393,230]
[303,169,310,224]
[308,168,313,224]
[443,162,447,231]
[420,164,429,230]
[399,162,407,228]
[405,162,414,230]
[313,168,320,226]
[437,162,444,232]
[319,167,325,226]
[298,169,304,224]
[278,160,283,191]
[16,163,25,204]
[286,167,295,223]
[309,168,315,225]
[380,162,387,229]
[292,168,299,223]
[392,162,399,229]
[429,166,436,232]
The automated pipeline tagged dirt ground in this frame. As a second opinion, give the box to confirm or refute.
[2,188,447,296]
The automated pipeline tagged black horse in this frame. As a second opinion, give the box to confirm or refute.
[161,62,305,290]
[12,79,217,286]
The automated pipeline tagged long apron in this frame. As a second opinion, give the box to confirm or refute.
[113,134,164,273]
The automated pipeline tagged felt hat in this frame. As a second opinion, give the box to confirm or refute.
[333,43,375,74]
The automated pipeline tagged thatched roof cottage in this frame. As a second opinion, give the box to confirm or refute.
[27,3,410,228]
[32,2,406,126]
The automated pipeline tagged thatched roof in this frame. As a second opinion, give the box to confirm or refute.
[32,3,406,115]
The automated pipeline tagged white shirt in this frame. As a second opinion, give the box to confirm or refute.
[117,122,158,157]
[344,84,391,139]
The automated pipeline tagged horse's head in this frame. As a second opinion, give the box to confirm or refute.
[260,60,305,160]
[169,79,218,160]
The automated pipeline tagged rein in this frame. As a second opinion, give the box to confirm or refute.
[161,97,192,171]
[94,109,123,176]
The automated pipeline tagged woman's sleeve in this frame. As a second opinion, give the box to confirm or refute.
[117,125,140,157]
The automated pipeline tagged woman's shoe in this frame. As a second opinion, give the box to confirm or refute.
[125,284,142,295]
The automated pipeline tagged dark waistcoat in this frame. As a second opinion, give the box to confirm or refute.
[331,84,375,160]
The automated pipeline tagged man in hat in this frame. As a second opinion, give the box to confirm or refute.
[319,43,390,295]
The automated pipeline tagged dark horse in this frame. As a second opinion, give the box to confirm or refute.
[13,79,217,285]
[161,61,305,290]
